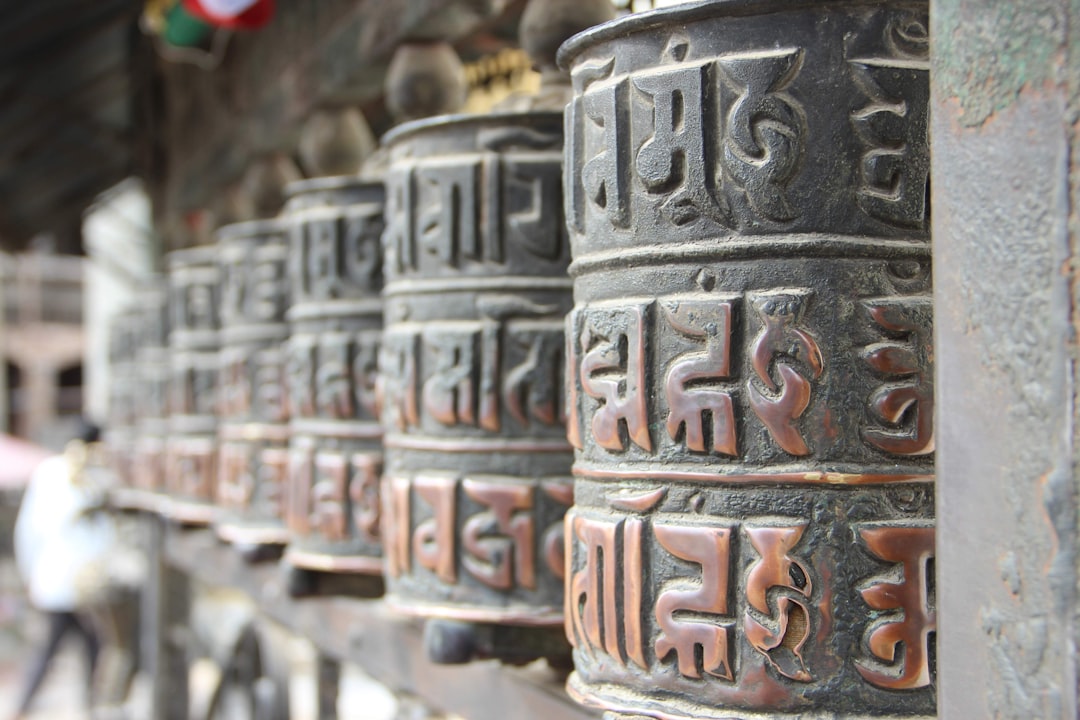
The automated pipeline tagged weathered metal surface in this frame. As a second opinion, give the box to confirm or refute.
[378,113,573,633]
[559,2,934,717]
[283,177,387,576]
[931,1,1080,717]
[130,281,171,510]
[214,219,292,549]
[165,245,222,525]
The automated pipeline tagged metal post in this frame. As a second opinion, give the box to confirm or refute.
[146,516,191,720]
[931,0,1080,717]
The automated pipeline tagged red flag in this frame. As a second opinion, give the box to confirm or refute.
[182,0,274,30]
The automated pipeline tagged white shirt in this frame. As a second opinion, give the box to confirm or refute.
[14,453,115,611]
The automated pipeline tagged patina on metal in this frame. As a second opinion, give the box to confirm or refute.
[130,281,171,511]
[165,245,222,525]
[282,177,387,580]
[932,1,1080,717]
[214,218,292,551]
[559,2,934,717]
[375,0,615,664]
[378,110,574,652]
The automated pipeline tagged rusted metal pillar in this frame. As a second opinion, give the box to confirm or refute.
[931,1,1079,717]
[377,1,614,664]
[164,245,222,524]
[214,218,292,555]
[560,2,934,717]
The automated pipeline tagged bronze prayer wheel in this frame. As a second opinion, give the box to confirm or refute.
[131,281,171,510]
[165,245,222,525]
[379,113,574,637]
[559,2,933,717]
[214,219,292,549]
[283,177,386,576]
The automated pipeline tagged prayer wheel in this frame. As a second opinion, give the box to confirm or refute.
[282,177,387,578]
[165,246,222,524]
[559,2,934,717]
[131,282,171,510]
[378,111,574,648]
[105,306,140,496]
[214,219,292,550]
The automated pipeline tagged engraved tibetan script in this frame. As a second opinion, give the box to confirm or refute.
[350,453,381,544]
[717,48,806,222]
[422,323,500,431]
[413,475,457,584]
[581,78,631,228]
[633,59,731,227]
[462,480,535,590]
[856,524,936,690]
[744,524,813,681]
[504,323,563,427]
[567,514,647,668]
[862,297,934,455]
[379,331,420,430]
[311,453,348,542]
[850,13,930,230]
[654,523,735,680]
[747,291,822,455]
[578,305,652,452]
[662,297,738,455]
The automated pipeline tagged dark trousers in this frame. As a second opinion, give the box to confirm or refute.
[14,610,100,715]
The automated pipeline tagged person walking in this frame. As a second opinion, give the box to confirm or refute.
[11,421,115,719]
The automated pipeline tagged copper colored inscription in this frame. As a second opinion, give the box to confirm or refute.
[462,480,535,590]
[663,297,738,455]
[862,298,934,455]
[311,454,349,542]
[579,306,652,452]
[567,514,646,669]
[743,524,813,682]
[413,476,458,584]
[747,291,822,456]
[856,524,935,690]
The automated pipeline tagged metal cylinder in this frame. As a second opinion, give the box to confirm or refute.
[165,246,222,525]
[378,113,573,630]
[282,177,386,575]
[214,219,292,548]
[131,281,171,510]
[559,2,933,717]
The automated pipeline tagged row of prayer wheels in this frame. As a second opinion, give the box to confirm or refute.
[106,1,935,717]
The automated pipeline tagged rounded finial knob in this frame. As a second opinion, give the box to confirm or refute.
[298,107,377,177]
[238,152,303,220]
[385,41,467,123]
[520,0,616,73]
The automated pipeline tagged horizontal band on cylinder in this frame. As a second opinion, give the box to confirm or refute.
[289,418,382,439]
[286,299,384,322]
[382,596,564,627]
[383,435,572,453]
[219,422,291,442]
[574,464,933,486]
[218,324,289,345]
[382,276,573,297]
[570,235,929,278]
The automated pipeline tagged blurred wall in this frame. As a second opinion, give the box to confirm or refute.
[83,179,157,425]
